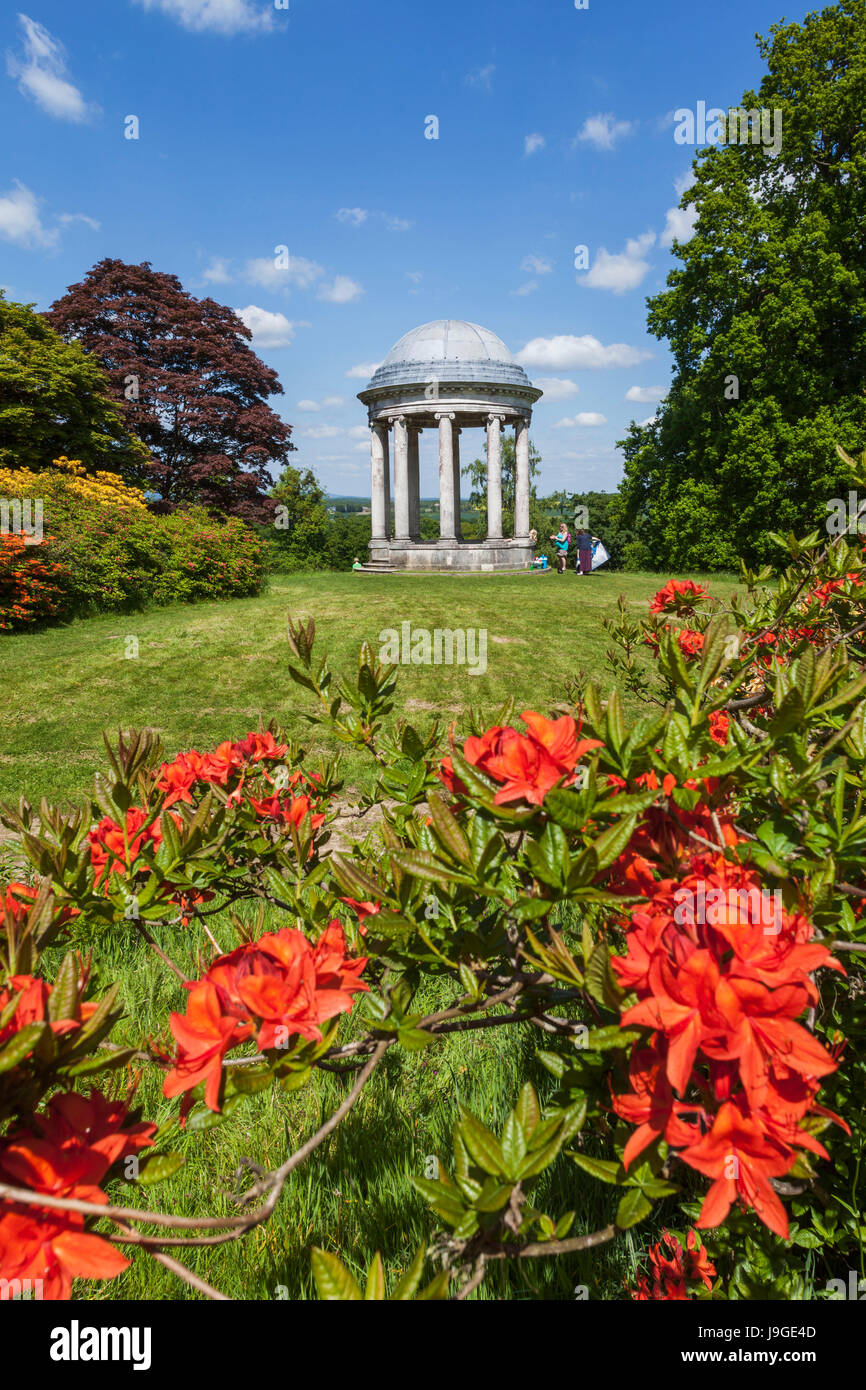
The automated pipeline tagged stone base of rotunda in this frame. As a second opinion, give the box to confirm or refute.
[366,540,533,572]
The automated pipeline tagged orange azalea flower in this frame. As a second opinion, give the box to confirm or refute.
[248,792,325,834]
[458,711,602,807]
[155,750,208,807]
[677,628,705,658]
[649,579,708,614]
[88,809,163,885]
[0,1090,157,1299]
[708,710,729,745]
[164,923,367,1112]
[679,1099,794,1239]
[163,980,254,1113]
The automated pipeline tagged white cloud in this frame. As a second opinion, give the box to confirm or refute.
[132,0,274,34]
[522,254,553,275]
[345,361,380,379]
[554,413,608,428]
[58,212,100,230]
[534,378,580,401]
[202,256,233,283]
[638,415,658,427]
[406,271,423,284]
[660,170,699,248]
[625,384,666,403]
[674,169,697,197]
[347,424,369,439]
[297,399,321,412]
[661,204,698,248]
[243,254,324,291]
[580,231,655,293]
[234,305,296,348]
[336,207,368,226]
[517,335,652,370]
[318,275,363,304]
[0,182,57,249]
[575,113,634,151]
[6,15,96,123]
[302,425,343,439]
[337,208,411,233]
[322,395,345,407]
[524,133,546,156]
[513,280,539,297]
[465,64,495,90]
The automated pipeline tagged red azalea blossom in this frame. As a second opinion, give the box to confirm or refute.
[677,628,705,658]
[649,580,708,615]
[611,849,844,1236]
[164,922,368,1113]
[444,710,602,807]
[631,1228,716,1300]
[0,1090,157,1300]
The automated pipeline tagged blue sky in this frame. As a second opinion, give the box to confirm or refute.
[1,0,807,498]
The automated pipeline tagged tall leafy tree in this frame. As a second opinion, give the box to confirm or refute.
[45,260,295,521]
[463,433,543,536]
[617,0,866,570]
[0,293,147,477]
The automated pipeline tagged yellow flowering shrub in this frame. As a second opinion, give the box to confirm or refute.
[0,458,147,511]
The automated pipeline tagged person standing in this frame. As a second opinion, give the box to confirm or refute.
[575,528,593,575]
[550,523,570,574]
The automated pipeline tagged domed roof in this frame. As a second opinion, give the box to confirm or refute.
[383,320,514,367]
[359,319,538,395]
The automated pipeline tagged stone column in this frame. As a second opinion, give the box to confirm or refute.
[382,421,391,539]
[436,412,456,543]
[514,415,531,541]
[370,421,387,540]
[393,415,410,541]
[485,414,504,541]
[408,424,421,540]
[452,425,463,541]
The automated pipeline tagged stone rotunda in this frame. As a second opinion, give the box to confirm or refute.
[357,319,542,570]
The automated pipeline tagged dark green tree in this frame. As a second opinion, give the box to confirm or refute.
[617,0,866,570]
[0,293,147,477]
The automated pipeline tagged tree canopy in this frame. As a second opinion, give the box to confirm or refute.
[0,293,148,479]
[616,0,866,570]
[45,260,295,522]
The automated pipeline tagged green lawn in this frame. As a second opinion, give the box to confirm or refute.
[0,568,739,811]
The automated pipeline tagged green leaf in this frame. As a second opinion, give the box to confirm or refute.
[136,1152,185,1187]
[514,1082,540,1141]
[364,1252,386,1301]
[615,1187,653,1229]
[458,1108,505,1176]
[0,1021,48,1073]
[427,791,471,865]
[390,1245,426,1301]
[570,1153,622,1185]
[500,1113,528,1179]
[311,1248,363,1301]
[584,940,624,1011]
[47,951,79,1024]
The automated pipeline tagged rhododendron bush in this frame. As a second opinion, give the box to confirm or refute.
[1,492,864,1302]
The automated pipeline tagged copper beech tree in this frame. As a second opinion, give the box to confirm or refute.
[0,448,864,1301]
[45,259,294,523]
